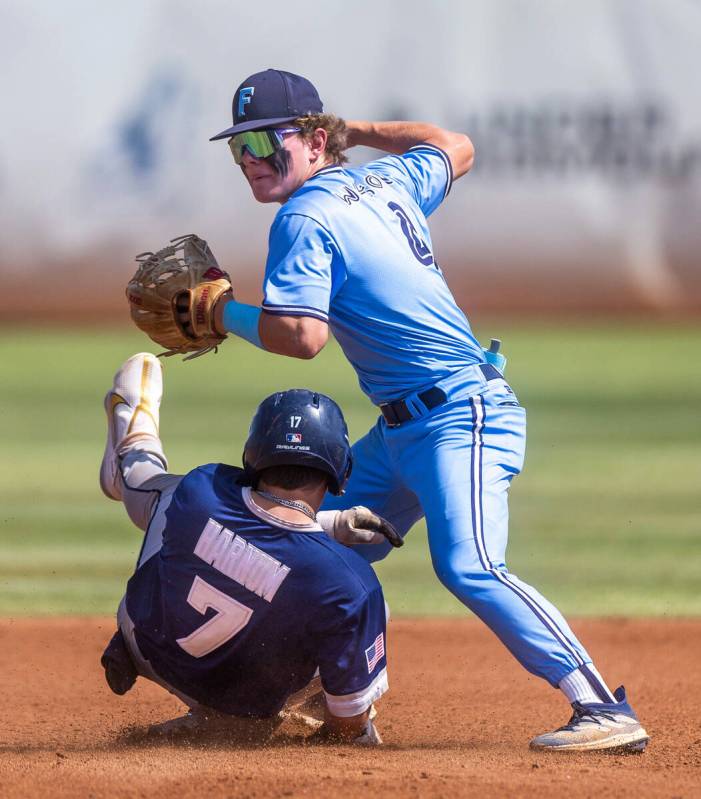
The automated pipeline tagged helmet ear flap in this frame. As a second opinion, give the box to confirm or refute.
[239,461,256,488]
[332,450,353,495]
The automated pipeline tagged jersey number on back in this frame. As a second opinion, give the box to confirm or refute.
[387,201,435,267]
[176,575,253,658]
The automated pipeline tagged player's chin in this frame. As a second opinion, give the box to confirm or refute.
[247,177,283,204]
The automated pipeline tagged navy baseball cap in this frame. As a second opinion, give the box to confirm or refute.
[210,69,324,140]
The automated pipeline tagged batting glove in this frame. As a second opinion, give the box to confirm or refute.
[317,507,403,548]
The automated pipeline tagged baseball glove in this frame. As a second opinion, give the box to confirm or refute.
[126,234,232,359]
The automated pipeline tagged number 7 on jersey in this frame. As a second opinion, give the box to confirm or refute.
[176,575,253,658]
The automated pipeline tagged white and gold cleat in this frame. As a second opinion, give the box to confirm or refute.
[529,686,649,753]
[99,352,167,501]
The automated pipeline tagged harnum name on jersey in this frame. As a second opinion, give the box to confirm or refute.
[194,518,290,602]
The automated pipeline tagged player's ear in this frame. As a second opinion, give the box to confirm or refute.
[308,127,328,163]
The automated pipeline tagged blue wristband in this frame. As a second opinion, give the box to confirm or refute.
[222,300,263,349]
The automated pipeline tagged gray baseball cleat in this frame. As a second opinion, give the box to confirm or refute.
[530,686,649,753]
[99,352,166,500]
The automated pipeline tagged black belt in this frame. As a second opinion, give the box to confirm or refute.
[379,363,503,427]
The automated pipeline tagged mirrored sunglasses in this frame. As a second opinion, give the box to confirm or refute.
[228,128,301,164]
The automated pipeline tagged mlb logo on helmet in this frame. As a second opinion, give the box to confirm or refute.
[286,433,302,444]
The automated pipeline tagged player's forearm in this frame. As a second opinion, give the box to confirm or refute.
[345,120,474,178]
[214,297,328,358]
[214,297,264,348]
[346,120,446,153]
[259,312,328,359]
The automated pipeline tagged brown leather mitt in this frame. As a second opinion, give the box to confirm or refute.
[126,234,233,359]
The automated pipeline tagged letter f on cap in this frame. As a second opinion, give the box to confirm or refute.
[238,87,254,117]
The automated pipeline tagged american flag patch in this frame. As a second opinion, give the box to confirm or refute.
[286,433,302,443]
[365,632,385,673]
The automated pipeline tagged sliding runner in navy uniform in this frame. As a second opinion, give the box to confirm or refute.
[99,352,401,742]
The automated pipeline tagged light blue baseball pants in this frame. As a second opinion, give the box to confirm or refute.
[322,363,593,687]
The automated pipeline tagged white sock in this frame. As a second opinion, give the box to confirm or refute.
[559,665,616,705]
[120,449,168,488]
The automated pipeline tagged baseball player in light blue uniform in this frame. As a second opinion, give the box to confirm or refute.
[209,68,648,752]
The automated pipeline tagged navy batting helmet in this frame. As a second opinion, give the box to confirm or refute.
[242,389,352,495]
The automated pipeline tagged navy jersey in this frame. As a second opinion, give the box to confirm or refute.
[262,145,485,403]
[126,464,388,718]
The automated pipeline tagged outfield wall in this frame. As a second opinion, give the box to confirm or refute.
[1,0,699,317]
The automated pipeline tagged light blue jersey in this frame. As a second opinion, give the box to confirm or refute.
[262,145,484,403]
[260,141,609,705]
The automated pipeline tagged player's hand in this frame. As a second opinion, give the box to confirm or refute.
[333,506,403,548]
[306,718,382,746]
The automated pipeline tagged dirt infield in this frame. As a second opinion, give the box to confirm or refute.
[1,618,699,798]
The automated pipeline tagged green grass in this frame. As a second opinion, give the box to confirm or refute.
[1,323,699,616]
